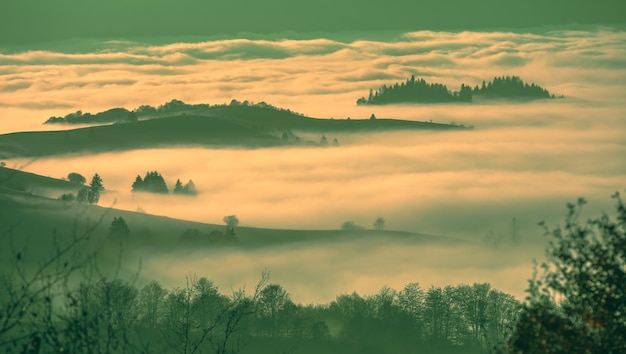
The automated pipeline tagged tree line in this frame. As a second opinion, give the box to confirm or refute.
[132,171,197,195]
[9,185,626,353]
[0,269,520,354]
[44,99,307,125]
[356,75,559,105]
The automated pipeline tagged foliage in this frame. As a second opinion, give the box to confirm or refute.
[67,172,86,184]
[45,107,137,125]
[373,217,386,230]
[357,75,556,105]
[132,171,169,194]
[58,193,76,202]
[341,221,364,231]
[503,194,626,353]
[75,173,104,205]
[173,179,198,196]
[109,217,130,239]
[223,215,240,238]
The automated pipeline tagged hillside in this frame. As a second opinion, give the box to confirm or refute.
[1,106,468,158]
[0,165,82,197]
[0,114,286,159]
[0,169,458,255]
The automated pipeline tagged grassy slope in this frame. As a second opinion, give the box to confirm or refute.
[0,165,82,197]
[0,107,468,158]
[0,167,457,253]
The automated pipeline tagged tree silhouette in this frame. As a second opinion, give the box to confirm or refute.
[87,173,104,204]
[373,217,386,230]
[109,217,130,240]
[173,179,184,194]
[67,172,86,184]
[223,215,239,237]
[257,284,291,337]
[132,171,168,194]
[357,75,557,105]
[503,194,626,353]
[341,221,364,230]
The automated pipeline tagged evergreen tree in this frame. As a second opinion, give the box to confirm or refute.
[88,173,104,204]
[173,179,184,194]
[183,180,197,196]
[131,175,144,192]
[109,217,130,239]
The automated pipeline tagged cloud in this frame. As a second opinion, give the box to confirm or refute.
[1,27,625,303]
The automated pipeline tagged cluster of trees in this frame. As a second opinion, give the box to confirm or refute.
[59,173,104,205]
[180,215,241,243]
[0,268,520,354]
[132,171,197,196]
[473,76,554,99]
[501,194,626,353]
[341,217,386,231]
[319,135,339,147]
[4,191,625,353]
[356,75,557,105]
[45,107,138,124]
[45,99,307,125]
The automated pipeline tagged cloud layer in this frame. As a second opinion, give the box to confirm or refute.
[1,28,625,302]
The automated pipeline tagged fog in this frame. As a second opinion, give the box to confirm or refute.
[1,27,625,303]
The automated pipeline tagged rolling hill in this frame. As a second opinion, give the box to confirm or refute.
[0,106,469,159]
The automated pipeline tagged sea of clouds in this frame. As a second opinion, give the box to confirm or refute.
[1,28,625,302]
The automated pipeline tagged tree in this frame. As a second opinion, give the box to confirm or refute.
[319,135,328,146]
[58,193,76,201]
[132,175,144,192]
[341,221,363,230]
[67,172,86,184]
[183,180,197,196]
[370,113,376,120]
[88,173,104,204]
[504,194,626,353]
[373,217,386,230]
[173,179,184,194]
[76,186,90,204]
[132,171,168,194]
[109,217,130,240]
[0,161,5,167]
[223,215,239,237]
[139,280,168,329]
[257,284,291,337]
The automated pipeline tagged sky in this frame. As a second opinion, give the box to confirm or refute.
[1,5,625,303]
[1,0,624,46]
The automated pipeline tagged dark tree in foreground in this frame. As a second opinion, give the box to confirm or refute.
[503,193,626,353]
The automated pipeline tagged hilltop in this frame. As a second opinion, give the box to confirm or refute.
[356,75,561,105]
[0,103,469,159]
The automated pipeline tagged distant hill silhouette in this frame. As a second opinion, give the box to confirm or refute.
[0,104,471,159]
[44,99,305,125]
[357,75,560,105]
[45,107,138,125]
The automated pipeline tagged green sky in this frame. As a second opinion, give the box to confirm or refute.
[1,0,623,45]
